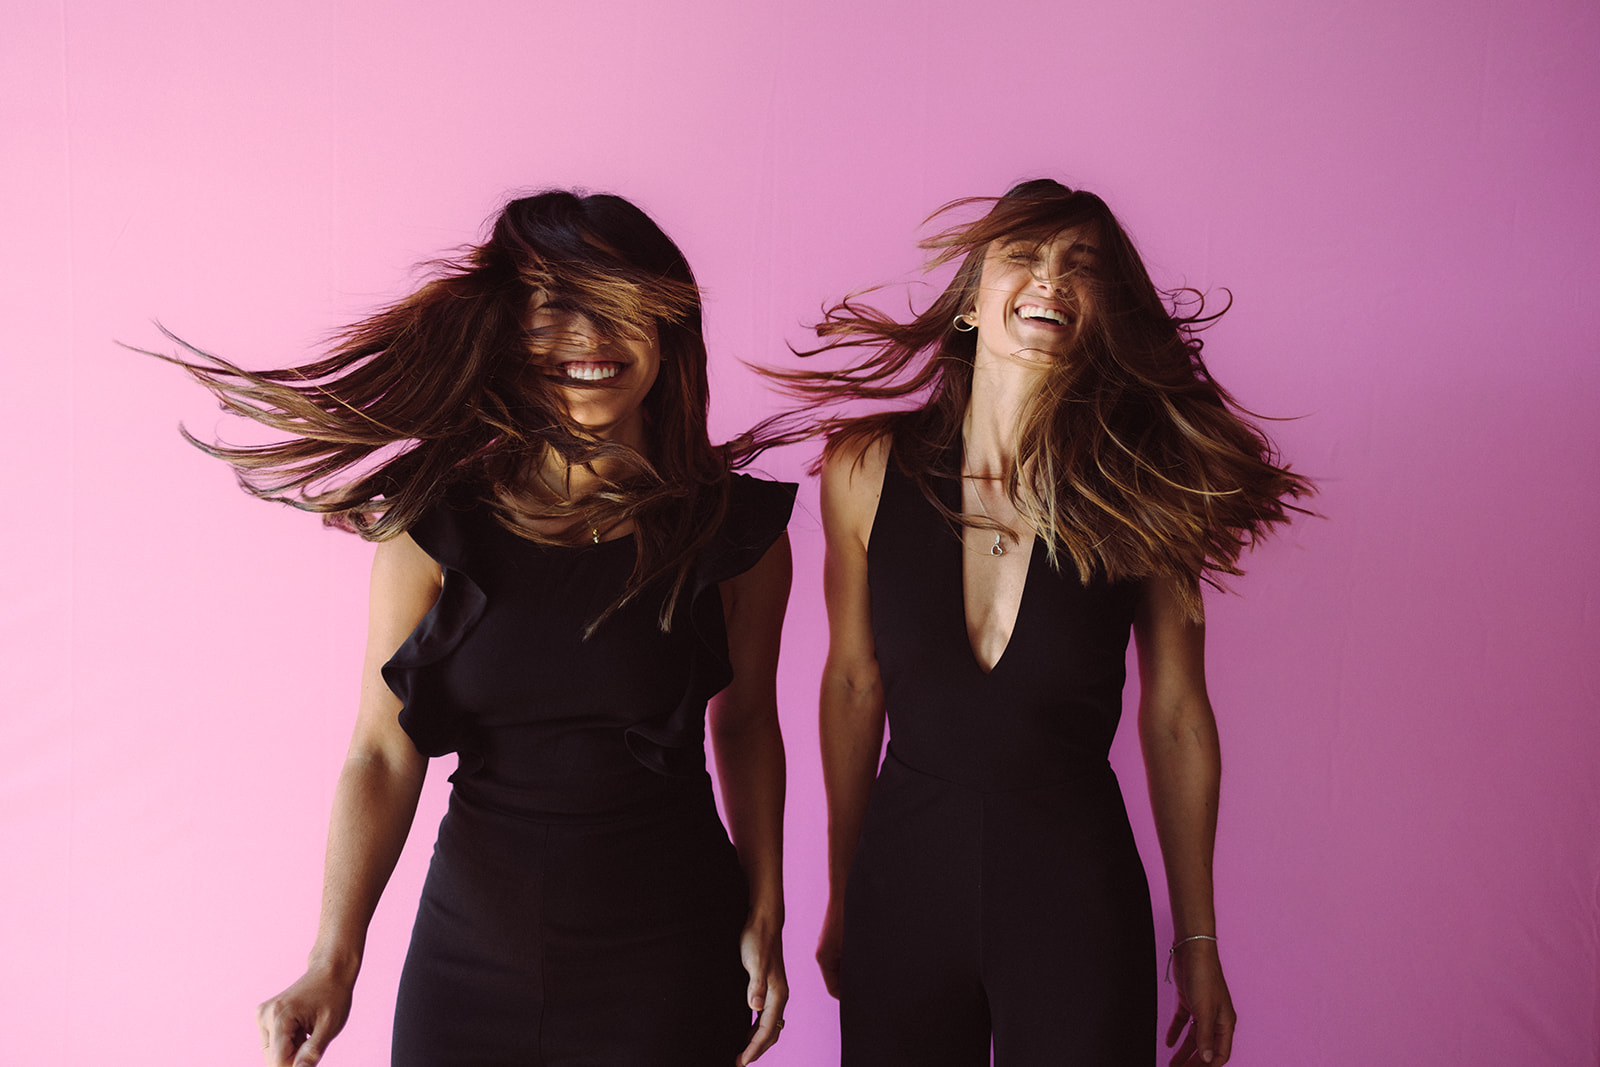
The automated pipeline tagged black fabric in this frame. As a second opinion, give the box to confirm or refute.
[381,473,794,1065]
[840,438,1155,1066]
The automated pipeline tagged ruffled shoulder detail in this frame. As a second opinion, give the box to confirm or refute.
[625,474,797,777]
[381,490,489,759]
[692,473,799,586]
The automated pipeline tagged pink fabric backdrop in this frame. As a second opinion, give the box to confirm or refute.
[4,0,1597,1063]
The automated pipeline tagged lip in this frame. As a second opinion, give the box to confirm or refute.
[1012,301,1075,330]
[554,359,627,383]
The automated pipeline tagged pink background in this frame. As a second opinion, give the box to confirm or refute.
[5,1,1598,1063]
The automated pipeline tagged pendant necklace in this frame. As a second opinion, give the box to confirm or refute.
[534,465,600,545]
[973,492,1006,556]
[963,442,1008,556]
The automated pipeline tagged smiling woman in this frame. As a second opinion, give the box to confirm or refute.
[524,300,663,444]
[760,178,1313,1066]
[138,190,794,1067]
[966,230,1101,357]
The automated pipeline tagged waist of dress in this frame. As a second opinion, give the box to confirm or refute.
[883,741,1118,795]
[446,767,717,828]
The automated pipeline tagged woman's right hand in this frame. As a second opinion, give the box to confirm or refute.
[256,965,355,1066]
[252,537,437,1065]
[815,895,845,999]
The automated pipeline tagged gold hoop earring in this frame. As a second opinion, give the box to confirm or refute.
[953,312,977,332]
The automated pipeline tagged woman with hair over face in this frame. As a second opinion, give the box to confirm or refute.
[147,191,792,1066]
[770,179,1311,1066]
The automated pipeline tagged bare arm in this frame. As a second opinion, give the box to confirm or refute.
[710,533,793,1065]
[814,437,889,999]
[257,534,441,1067]
[1135,576,1236,1066]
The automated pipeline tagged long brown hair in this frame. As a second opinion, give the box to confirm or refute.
[139,190,737,630]
[759,178,1313,618]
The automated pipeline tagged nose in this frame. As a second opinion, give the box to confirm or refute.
[558,313,608,355]
[1031,261,1067,295]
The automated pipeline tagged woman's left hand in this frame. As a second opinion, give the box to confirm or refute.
[736,911,788,1065]
[1165,941,1236,1066]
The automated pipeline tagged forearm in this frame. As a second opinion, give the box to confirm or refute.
[711,707,787,920]
[1140,707,1222,938]
[819,670,885,899]
[306,750,427,980]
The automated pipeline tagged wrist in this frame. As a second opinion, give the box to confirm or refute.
[1164,933,1218,983]
[1172,933,1218,948]
[746,899,786,929]
[306,941,365,985]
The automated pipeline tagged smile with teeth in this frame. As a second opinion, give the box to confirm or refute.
[562,361,623,382]
[1016,305,1071,326]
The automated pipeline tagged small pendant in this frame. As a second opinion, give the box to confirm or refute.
[591,527,600,545]
[989,533,1005,556]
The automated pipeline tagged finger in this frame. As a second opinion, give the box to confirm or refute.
[259,1008,297,1067]
[1195,1008,1216,1064]
[736,979,787,1062]
[1211,1007,1236,1065]
[1167,1024,1196,1067]
[747,966,765,1012]
[264,1032,292,1067]
[1164,1006,1191,1048]
[261,1004,323,1067]
[741,927,771,1013]
[274,1023,310,1067]
[291,1036,326,1067]
[257,1001,279,1060]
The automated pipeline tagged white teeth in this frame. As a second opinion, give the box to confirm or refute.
[563,364,620,381]
[1018,306,1069,325]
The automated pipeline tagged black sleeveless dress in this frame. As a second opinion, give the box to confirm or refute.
[380,474,794,1066]
[840,439,1156,1066]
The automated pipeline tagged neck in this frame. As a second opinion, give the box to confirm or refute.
[534,456,601,500]
[533,413,651,493]
[963,351,1047,478]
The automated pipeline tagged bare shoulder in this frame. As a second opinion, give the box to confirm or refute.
[352,532,447,760]
[367,533,445,646]
[372,532,444,591]
[821,430,891,489]
[820,432,891,550]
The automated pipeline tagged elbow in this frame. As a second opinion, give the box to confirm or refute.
[1138,697,1220,756]
[708,693,782,745]
[821,657,883,703]
[342,741,426,789]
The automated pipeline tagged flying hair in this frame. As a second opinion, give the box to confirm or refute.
[752,178,1314,620]
[136,190,744,634]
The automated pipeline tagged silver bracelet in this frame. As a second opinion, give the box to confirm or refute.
[1163,934,1218,983]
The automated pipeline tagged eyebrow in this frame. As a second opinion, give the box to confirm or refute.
[999,237,1100,257]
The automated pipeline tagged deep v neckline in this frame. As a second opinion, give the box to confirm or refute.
[952,440,1038,676]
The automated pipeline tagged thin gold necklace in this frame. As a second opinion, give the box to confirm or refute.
[521,469,600,545]
[962,442,1008,557]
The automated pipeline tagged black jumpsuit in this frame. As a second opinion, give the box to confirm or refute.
[840,438,1155,1066]
[380,474,794,1066]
